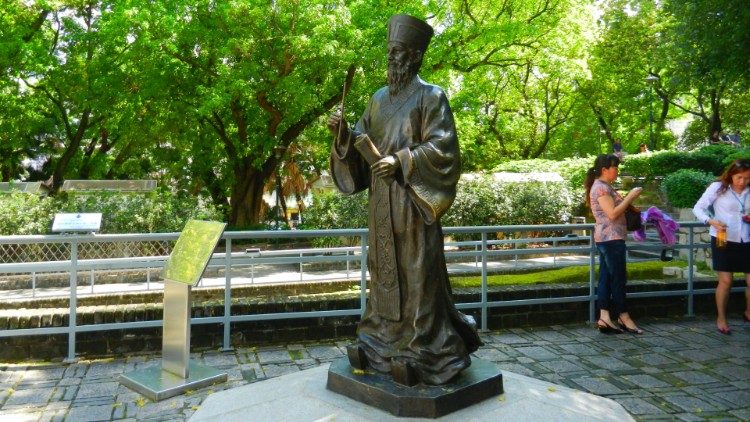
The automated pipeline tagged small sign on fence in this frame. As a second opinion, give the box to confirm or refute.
[51,213,102,233]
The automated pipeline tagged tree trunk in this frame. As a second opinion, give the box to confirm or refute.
[51,110,90,193]
[707,89,722,137]
[228,165,272,228]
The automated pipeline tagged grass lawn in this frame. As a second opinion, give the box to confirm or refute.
[450,260,691,288]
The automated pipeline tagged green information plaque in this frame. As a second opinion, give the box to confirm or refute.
[162,220,226,286]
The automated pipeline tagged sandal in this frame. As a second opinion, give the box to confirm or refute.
[717,325,732,335]
[597,319,623,334]
[617,318,644,334]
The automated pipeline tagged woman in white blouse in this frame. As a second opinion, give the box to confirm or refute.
[693,159,750,335]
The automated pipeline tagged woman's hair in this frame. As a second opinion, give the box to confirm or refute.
[716,159,750,194]
[584,154,621,206]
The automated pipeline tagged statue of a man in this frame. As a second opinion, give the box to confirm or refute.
[327,14,480,386]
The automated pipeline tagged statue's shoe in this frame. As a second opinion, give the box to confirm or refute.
[391,358,417,386]
[346,344,368,370]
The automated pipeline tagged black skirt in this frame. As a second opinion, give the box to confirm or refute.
[711,237,750,273]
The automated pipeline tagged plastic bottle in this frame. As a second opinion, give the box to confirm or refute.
[716,229,727,248]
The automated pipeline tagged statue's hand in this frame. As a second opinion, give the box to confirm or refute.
[327,113,348,138]
[371,155,398,179]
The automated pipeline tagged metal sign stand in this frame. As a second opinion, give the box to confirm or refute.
[120,220,228,401]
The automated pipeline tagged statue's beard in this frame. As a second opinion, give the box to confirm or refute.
[388,60,418,97]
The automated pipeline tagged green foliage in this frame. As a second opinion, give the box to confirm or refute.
[0,190,222,235]
[300,190,368,230]
[622,145,747,179]
[299,190,367,246]
[0,193,58,235]
[660,169,715,208]
[492,156,592,191]
[443,175,575,230]
[442,175,503,227]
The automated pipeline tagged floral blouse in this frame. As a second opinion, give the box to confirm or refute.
[590,179,627,242]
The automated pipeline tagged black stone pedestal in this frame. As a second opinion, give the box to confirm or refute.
[326,357,503,418]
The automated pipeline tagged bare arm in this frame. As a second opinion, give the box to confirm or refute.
[597,187,643,220]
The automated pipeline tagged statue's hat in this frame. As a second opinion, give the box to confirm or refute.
[387,14,434,53]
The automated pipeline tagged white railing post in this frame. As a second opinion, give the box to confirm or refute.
[66,240,78,363]
[223,237,233,351]
[481,232,488,331]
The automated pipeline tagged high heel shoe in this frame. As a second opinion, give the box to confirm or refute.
[617,318,644,334]
[597,319,623,334]
[717,326,732,335]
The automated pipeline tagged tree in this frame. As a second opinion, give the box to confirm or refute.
[658,0,750,137]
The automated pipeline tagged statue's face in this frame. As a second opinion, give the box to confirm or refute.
[388,42,410,69]
[387,42,421,96]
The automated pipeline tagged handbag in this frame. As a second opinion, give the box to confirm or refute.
[625,206,642,231]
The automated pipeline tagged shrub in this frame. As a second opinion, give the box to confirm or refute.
[0,189,222,235]
[443,175,575,233]
[299,190,368,246]
[300,190,368,230]
[58,189,222,233]
[441,175,503,227]
[622,145,748,180]
[492,156,592,191]
[0,193,58,235]
[661,169,715,208]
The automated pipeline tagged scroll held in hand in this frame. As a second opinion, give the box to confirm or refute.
[354,134,394,185]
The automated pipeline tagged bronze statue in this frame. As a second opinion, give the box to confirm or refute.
[327,14,480,386]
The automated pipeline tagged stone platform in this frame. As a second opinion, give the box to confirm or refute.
[189,362,633,421]
[326,357,503,418]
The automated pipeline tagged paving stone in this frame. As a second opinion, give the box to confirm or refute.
[622,374,670,388]
[673,348,723,363]
[729,407,750,420]
[58,377,82,387]
[306,345,344,361]
[256,349,292,364]
[671,370,722,385]
[629,352,677,366]
[201,353,238,367]
[134,396,185,419]
[663,395,721,413]
[64,364,88,378]
[4,386,54,406]
[583,355,635,371]
[66,404,114,421]
[556,343,600,356]
[84,362,126,380]
[539,360,585,374]
[639,336,684,348]
[514,346,558,361]
[490,333,531,344]
[712,390,750,407]
[532,330,573,343]
[260,363,299,379]
[23,367,66,383]
[472,347,510,362]
[70,396,116,407]
[495,362,536,377]
[570,376,624,395]
[75,382,119,399]
[615,397,667,415]
[709,363,750,381]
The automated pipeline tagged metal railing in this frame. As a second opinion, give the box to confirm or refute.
[0,222,738,361]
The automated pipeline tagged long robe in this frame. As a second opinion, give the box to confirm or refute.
[330,76,481,385]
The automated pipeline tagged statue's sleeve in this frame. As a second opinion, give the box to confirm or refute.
[393,86,460,224]
[329,105,371,195]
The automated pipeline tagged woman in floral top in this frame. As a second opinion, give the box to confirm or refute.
[585,154,643,334]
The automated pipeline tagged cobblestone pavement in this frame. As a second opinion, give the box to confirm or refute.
[0,315,747,421]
